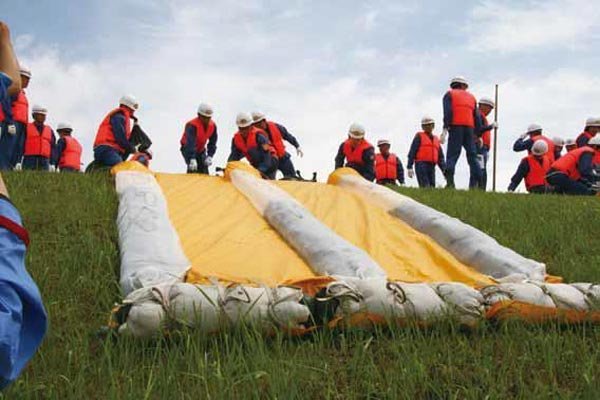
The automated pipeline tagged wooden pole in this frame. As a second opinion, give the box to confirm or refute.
[492,84,499,192]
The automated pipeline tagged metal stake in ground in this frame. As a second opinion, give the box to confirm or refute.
[492,84,499,192]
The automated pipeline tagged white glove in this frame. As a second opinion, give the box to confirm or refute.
[407,168,414,179]
[519,132,528,140]
[188,159,198,172]
[440,128,448,144]
[7,124,16,135]
[49,165,56,173]
[15,163,22,171]
[296,147,304,158]
[204,156,213,167]
[490,121,498,129]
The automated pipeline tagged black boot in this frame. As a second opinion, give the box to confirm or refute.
[445,170,455,189]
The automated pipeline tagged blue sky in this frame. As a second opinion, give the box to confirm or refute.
[4,0,600,190]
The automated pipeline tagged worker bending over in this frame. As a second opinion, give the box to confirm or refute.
[252,111,303,178]
[19,105,56,171]
[228,112,278,179]
[55,122,82,172]
[374,139,404,185]
[407,116,447,188]
[93,95,138,168]
[546,136,600,196]
[334,123,375,181]
[442,76,481,189]
[576,117,600,148]
[180,103,217,174]
[476,97,497,190]
[508,140,551,194]
[513,123,556,162]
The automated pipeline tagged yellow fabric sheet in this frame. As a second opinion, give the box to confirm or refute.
[154,170,492,287]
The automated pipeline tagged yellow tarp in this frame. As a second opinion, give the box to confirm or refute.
[154,171,492,288]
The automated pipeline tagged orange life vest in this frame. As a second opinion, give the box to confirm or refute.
[576,131,594,147]
[93,106,132,153]
[24,123,53,158]
[12,90,28,124]
[58,136,82,170]
[180,118,216,152]
[530,135,556,163]
[479,111,491,148]
[415,132,440,163]
[266,121,286,158]
[233,127,276,163]
[448,89,476,127]
[524,155,550,191]
[551,146,595,181]
[375,153,398,181]
[343,139,373,165]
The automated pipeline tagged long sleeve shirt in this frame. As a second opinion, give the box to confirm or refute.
[577,152,597,182]
[442,91,483,132]
[228,132,273,175]
[0,73,13,124]
[406,133,447,171]
[508,158,532,191]
[0,196,47,389]
[334,142,375,181]
[181,122,218,160]
[110,113,135,155]
[55,137,67,165]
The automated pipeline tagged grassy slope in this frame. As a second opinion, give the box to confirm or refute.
[2,174,599,399]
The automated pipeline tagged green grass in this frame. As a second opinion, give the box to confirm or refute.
[1,174,599,399]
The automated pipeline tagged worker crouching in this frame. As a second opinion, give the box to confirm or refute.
[180,103,217,174]
[546,136,600,196]
[508,140,551,194]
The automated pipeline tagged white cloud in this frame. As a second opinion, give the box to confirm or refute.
[467,0,600,53]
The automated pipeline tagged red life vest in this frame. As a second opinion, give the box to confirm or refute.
[233,127,276,163]
[24,123,53,158]
[524,155,550,191]
[415,132,440,163]
[180,118,216,152]
[448,89,476,127]
[93,106,132,152]
[375,153,398,181]
[12,90,28,124]
[58,136,82,170]
[593,151,600,165]
[479,111,491,148]
[266,121,286,158]
[576,131,594,147]
[342,139,373,166]
[530,134,556,163]
[551,146,595,180]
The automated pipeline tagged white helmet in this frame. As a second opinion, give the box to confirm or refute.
[56,122,72,131]
[588,135,600,146]
[348,123,365,139]
[251,111,266,123]
[377,139,390,146]
[552,137,564,146]
[236,112,253,128]
[565,138,576,146]
[450,76,468,86]
[19,66,31,79]
[119,94,139,111]
[585,117,600,127]
[421,115,435,125]
[531,139,548,156]
[197,103,213,117]
[31,104,48,115]
[526,123,542,134]
[478,97,495,108]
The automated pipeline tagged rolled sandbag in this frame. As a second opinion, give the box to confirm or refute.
[571,283,600,310]
[541,283,589,311]
[392,282,447,320]
[432,282,485,324]
[480,283,556,308]
[167,283,222,332]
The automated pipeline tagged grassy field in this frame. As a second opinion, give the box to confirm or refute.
[1,173,599,399]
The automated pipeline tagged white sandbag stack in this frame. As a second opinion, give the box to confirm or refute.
[230,169,386,279]
[321,278,486,325]
[118,282,311,338]
[115,171,191,295]
[331,173,546,282]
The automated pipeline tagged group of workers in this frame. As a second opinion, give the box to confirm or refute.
[1,65,599,195]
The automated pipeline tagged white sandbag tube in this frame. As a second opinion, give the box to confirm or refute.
[230,169,386,279]
[115,171,191,295]
[332,173,546,282]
